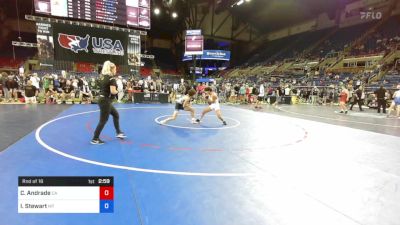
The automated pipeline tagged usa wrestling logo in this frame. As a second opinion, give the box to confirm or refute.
[58,33,90,53]
[57,33,124,56]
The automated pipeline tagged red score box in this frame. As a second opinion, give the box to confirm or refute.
[100,186,114,200]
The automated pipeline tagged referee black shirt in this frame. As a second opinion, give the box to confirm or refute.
[99,75,117,98]
[374,86,386,100]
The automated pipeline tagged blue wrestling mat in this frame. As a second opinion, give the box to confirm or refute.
[0,104,323,225]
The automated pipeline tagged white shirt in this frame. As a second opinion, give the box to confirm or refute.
[116,79,123,91]
[30,76,40,89]
[259,85,265,97]
[285,87,291,96]
[72,80,78,89]
[393,90,400,98]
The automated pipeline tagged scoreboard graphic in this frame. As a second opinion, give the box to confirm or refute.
[18,177,114,213]
[185,35,204,55]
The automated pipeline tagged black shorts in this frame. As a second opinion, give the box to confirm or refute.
[175,103,184,111]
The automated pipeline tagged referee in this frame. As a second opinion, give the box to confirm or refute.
[91,61,126,145]
[374,85,387,114]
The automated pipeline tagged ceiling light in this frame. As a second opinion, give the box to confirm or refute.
[154,8,160,15]
[236,0,244,6]
[172,12,178,18]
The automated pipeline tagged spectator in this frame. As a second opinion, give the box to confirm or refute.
[0,73,4,102]
[30,73,40,90]
[255,84,264,109]
[59,74,67,89]
[284,85,291,96]
[79,77,93,104]
[149,82,156,93]
[53,75,62,97]
[24,80,38,104]
[42,74,51,94]
[311,86,319,105]
[116,76,124,102]
[239,84,246,103]
[5,75,18,102]
[61,80,74,103]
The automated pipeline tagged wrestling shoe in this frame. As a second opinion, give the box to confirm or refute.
[116,132,127,139]
[191,118,199,124]
[91,139,105,145]
[222,121,227,125]
[195,119,201,123]
[160,120,167,125]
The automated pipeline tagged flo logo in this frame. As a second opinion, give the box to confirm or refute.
[360,11,382,20]
[58,33,89,53]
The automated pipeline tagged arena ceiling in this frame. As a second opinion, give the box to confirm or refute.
[4,0,359,37]
[150,0,359,37]
[225,0,354,33]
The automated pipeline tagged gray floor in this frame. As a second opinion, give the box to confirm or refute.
[238,104,400,137]
[0,104,71,152]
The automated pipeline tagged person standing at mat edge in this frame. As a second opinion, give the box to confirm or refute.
[196,87,227,125]
[374,85,387,114]
[91,61,126,145]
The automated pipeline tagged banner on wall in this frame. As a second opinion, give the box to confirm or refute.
[182,50,230,61]
[36,22,54,60]
[127,33,141,66]
[52,23,129,65]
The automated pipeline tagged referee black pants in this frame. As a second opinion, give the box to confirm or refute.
[93,97,121,139]
[377,99,386,113]
[350,99,363,111]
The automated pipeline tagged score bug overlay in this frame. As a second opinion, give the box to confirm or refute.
[18,176,114,213]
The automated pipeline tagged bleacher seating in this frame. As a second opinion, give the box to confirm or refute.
[76,62,94,73]
[140,67,152,77]
[312,22,377,58]
[245,35,298,65]
[273,28,334,61]
[0,57,23,69]
[161,69,180,76]
[241,21,377,67]
[348,17,399,57]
